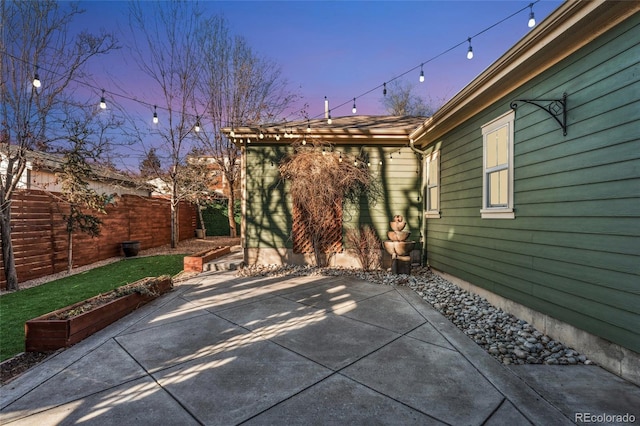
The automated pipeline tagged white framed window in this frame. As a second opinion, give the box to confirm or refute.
[425,150,440,218]
[481,110,515,219]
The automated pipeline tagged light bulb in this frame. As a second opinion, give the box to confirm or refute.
[327,112,332,125]
[339,153,343,163]
[352,98,357,114]
[383,82,387,96]
[467,38,474,60]
[302,139,306,145]
[528,9,536,27]
[259,131,264,139]
[153,106,158,124]
[32,69,41,88]
[99,90,106,109]
[419,65,425,83]
[194,116,200,132]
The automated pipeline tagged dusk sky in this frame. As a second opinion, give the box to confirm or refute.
[71,0,563,119]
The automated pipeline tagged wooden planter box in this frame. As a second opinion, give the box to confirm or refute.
[25,276,173,352]
[183,246,231,272]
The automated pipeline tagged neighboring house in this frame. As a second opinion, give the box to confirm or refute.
[1,149,150,197]
[148,156,236,199]
[225,1,640,384]
[189,154,240,199]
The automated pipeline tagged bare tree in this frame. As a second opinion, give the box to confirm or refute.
[381,80,440,116]
[128,0,204,248]
[197,16,298,237]
[0,0,117,290]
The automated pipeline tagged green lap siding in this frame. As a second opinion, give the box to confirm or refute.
[425,14,640,352]
[245,145,421,251]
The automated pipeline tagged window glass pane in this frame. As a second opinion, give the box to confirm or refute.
[489,169,508,207]
[429,187,438,210]
[496,126,508,165]
[428,160,437,184]
[486,126,508,169]
[487,133,498,168]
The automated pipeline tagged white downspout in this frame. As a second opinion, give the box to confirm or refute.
[409,139,429,266]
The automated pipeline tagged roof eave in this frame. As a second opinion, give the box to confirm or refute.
[410,0,640,146]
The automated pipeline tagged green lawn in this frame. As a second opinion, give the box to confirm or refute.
[0,255,185,361]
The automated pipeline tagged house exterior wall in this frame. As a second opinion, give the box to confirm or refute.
[423,13,639,355]
[0,157,148,197]
[243,144,422,266]
[27,168,149,197]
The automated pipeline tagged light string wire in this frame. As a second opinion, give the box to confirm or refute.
[0,1,538,130]
[308,0,539,124]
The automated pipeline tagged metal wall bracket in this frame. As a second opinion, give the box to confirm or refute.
[511,92,567,136]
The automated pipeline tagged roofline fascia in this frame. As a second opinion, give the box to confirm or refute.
[410,0,640,146]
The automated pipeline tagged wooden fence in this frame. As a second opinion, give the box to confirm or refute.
[0,190,196,289]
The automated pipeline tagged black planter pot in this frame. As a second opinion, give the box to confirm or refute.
[121,241,141,257]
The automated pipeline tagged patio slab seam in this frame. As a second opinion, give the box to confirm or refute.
[0,281,193,409]
[395,284,573,425]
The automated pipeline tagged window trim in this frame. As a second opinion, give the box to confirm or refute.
[424,150,440,219]
[481,110,515,219]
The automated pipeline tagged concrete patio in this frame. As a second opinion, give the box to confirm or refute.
[1,269,638,425]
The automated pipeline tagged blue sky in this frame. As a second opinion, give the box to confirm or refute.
[75,0,563,120]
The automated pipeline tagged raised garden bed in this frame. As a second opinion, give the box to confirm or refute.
[183,246,231,272]
[25,276,173,352]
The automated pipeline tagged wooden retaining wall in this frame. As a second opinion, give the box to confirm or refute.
[1,190,196,289]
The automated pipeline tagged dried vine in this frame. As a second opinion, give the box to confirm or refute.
[279,141,375,266]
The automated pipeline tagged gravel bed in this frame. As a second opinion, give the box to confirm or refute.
[237,264,593,366]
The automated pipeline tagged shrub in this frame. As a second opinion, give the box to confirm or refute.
[345,225,381,271]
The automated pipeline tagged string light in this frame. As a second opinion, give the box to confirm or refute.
[528,3,536,28]
[5,1,540,131]
[383,82,387,96]
[352,98,357,114]
[152,105,158,124]
[339,153,343,162]
[32,66,41,88]
[327,111,332,125]
[99,89,107,109]
[194,115,201,132]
